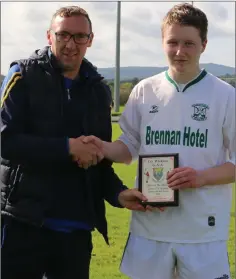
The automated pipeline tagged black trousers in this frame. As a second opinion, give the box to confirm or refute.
[1,217,93,279]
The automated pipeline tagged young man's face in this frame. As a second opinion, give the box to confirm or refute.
[47,15,93,73]
[162,24,207,74]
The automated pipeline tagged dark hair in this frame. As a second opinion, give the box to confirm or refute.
[50,6,92,31]
[161,3,208,42]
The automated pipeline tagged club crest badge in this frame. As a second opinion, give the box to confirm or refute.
[191,103,209,121]
[153,167,164,181]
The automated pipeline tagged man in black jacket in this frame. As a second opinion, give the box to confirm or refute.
[1,6,147,279]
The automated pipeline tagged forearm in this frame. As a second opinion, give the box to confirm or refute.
[102,140,132,164]
[199,162,235,186]
[1,132,70,164]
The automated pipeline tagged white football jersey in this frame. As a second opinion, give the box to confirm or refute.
[118,69,235,243]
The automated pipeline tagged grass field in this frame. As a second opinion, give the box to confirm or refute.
[111,106,125,116]
[90,123,235,279]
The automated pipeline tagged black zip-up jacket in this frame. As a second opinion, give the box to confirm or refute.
[1,46,127,243]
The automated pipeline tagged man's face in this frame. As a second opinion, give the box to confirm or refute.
[47,15,93,72]
[162,24,207,74]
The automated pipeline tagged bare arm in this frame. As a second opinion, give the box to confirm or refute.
[199,162,235,186]
[167,162,235,190]
[102,140,132,164]
[82,136,132,164]
[199,86,236,187]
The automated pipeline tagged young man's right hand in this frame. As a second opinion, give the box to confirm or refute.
[82,135,104,151]
[82,135,132,164]
[69,136,104,169]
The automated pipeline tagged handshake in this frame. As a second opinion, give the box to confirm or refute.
[69,135,164,212]
[69,135,105,169]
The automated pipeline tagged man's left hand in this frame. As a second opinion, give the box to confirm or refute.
[118,189,148,211]
[167,167,205,190]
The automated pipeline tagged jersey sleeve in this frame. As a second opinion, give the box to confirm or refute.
[223,86,235,166]
[118,85,142,161]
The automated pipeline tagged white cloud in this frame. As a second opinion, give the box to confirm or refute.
[1,1,235,75]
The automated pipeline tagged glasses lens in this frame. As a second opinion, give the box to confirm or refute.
[74,34,89,44]
[55,32,90,44]
[56,32,71,42]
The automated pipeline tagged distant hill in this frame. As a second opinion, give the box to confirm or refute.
[1,63,234,83]
[98,63,235,80]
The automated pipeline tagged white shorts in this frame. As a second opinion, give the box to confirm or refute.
[120,233,231,279]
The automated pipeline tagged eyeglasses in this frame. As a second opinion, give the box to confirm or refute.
[51,30,91,45]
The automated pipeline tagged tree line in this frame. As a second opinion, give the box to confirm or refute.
[1,75,234,107]
[104,75,235,106]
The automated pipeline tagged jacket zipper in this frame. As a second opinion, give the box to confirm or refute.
[67,88,71,101]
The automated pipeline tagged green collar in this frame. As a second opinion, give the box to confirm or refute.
[165,69,207,92]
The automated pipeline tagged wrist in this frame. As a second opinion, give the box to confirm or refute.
[117,189,126,208]
[197,170,208,187]
[68,138,78,157]
[102,141,111,159]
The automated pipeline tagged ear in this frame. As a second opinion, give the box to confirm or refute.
[201,39,207,53]
[47,30,52,46]
[87,32,94,48]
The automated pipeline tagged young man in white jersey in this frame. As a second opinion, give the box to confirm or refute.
[83,3,235,279]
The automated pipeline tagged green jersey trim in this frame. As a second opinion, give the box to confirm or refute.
[165,69,207,92]
[165,71,179,92]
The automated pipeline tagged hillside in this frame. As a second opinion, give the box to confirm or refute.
[1,63,234,83]
[98,63,235,80]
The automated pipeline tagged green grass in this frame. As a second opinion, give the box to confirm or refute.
[111,106,125,116]
[90,124,235,279]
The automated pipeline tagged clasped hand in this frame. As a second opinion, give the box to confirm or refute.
[69,135,104,169]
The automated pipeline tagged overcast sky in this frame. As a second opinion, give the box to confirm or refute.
[1,1,235,75]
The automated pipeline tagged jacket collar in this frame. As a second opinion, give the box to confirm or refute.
[31,46,103,82]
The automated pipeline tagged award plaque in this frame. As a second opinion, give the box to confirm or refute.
[138,153,179,207]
